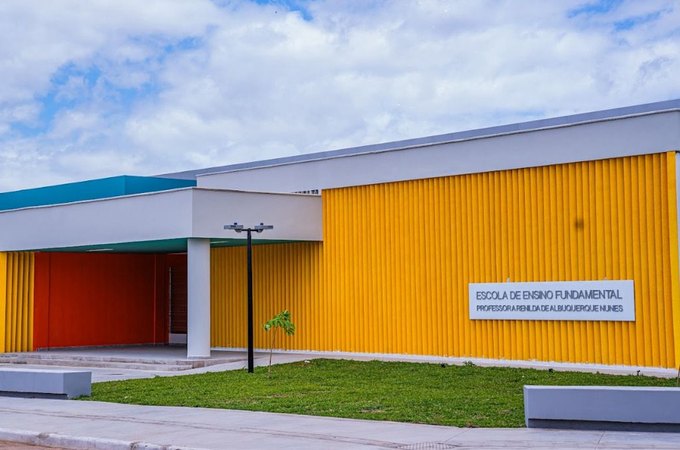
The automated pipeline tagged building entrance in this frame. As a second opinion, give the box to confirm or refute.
[167,254,187,344]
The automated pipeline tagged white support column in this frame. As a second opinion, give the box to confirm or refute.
[187,238,211,358]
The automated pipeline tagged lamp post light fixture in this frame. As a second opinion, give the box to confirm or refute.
[223,222,274,373]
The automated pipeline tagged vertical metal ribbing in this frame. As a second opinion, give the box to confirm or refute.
[0,252,34,353]
[7,253,15,352]
[0,253,6,353]
[667,151,680,368]
[208,153,678,368]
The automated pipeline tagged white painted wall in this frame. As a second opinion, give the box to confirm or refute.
[196,111,680,193]
[0,188,322,251]
[187,238,211,358]
[0,189,193,251]
[191,189,321,241]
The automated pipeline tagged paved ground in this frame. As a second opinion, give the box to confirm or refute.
[1,348,678,449]
[0,397,679,450]
[0,350,313,382]
[0,442,62,450]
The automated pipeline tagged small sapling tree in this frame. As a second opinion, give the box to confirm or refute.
[263,309,296,376]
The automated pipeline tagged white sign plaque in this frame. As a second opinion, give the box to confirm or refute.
[469,280,635,321]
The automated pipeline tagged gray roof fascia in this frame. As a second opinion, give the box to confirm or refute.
[158,98,680,180]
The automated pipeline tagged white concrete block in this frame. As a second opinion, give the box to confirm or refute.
[0,368,91,399]
[524,385,680,430]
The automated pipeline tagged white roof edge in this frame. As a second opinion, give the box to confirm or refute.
[191,187,320,197]
[198,108,678,178]
[158,99,680,180]
[0,186,195,214]
[0,186,320,214]
[0,186,323,251]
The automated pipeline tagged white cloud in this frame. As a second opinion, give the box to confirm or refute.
[0,0,679,191]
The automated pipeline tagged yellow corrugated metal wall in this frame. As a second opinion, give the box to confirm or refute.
[211,152,680,368]
[0,252,35,353]
[211,243,324,351]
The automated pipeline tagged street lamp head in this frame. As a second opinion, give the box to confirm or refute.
[224,222,273,234]
[224,222,244,233]
[253,223,274,233]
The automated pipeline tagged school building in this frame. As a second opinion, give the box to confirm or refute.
[1,99,679,370]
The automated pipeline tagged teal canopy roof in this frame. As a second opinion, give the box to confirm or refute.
[0,176,196,212]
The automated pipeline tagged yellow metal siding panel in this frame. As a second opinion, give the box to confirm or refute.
[0,253,6,353]
[211,153,679,368]
[211,243,324,351]
[0,252,34,353]
[667,152,680,368]
[7,253,15,351]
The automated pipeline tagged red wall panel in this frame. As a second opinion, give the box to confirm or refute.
[33,252,51,350]
[33,253,168,349]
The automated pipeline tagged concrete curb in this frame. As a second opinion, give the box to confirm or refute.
[0,427,206,450]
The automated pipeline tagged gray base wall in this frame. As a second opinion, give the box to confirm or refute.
[524,386,680,431]
[527,419,680,433]
[0,369,91,399]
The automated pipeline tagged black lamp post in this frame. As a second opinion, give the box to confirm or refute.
[223,222,273,373]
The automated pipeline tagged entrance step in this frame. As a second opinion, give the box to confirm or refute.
[0,358,191,371]
[0,353,243,371]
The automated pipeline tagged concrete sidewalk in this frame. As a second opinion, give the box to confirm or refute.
[0,352,314,383]
[0,397,679,450]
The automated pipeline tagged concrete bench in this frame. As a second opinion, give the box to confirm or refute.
[524,385,680,431]
[0,368,91,399]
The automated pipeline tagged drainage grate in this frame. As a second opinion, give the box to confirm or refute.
[398,443,459,450]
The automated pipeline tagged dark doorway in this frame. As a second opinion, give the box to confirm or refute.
[167,254,188,339]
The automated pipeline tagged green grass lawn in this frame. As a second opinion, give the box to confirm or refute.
[86,359,676,427]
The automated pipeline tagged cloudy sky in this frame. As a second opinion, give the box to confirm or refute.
[1,0,679,191]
